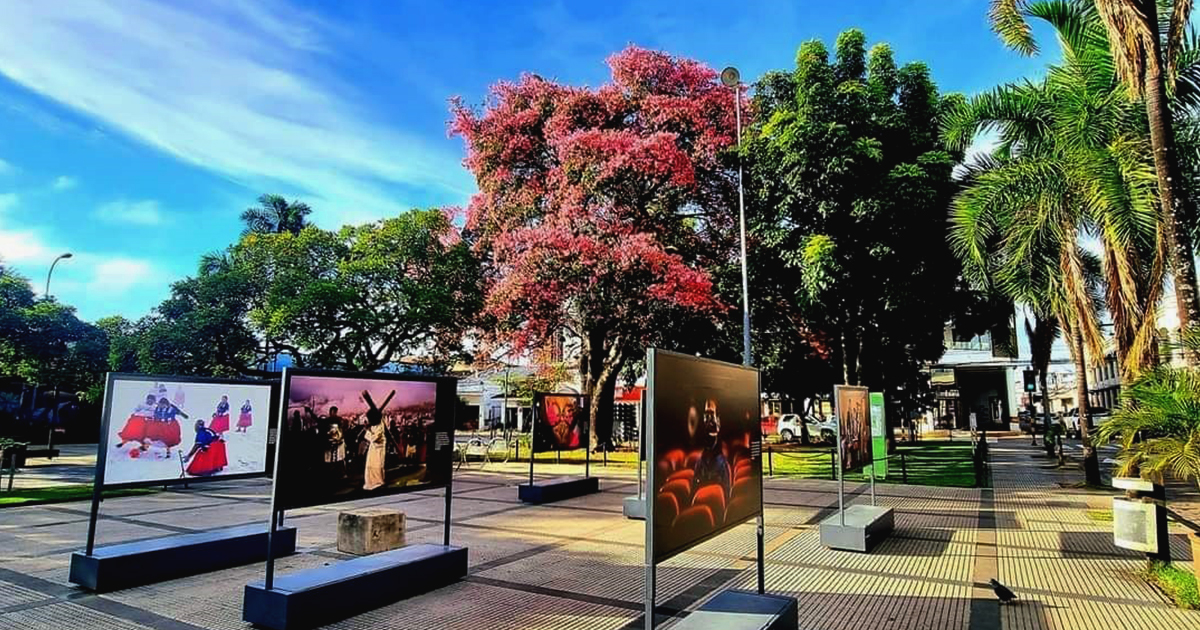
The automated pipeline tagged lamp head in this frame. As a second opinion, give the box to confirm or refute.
[59,252,73,259]
[720,66,740,87]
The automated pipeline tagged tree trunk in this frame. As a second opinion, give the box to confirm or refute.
[1143,17,1200,365]
[588,365,620,450]
[1070,327,1102,485]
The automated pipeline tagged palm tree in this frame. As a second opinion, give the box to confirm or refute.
[1092,0,1200,364]
[239,194,313,236]
[996,0,1200,363]
[946,0,1165,484]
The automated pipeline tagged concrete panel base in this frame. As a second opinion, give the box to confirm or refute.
[669,589,798,630]
[243,543,467,630]
[70,524,297,593]
[819,504,894,552]
[517,476,599,504]
[623,496,646,520]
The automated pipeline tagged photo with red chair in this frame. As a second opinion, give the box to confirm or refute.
[650,350,762,563]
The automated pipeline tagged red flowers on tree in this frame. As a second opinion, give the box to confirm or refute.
[452,46,745,446]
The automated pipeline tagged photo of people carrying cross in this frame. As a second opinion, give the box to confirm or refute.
[275,370,453,510]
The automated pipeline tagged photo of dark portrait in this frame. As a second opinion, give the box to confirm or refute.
[274,369,456,510]
[650,350,762,563]
[835,385,870,471]
[532,393,587,452]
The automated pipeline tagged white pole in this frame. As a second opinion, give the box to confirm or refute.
[838,414,845,526]
[734,84,751,368]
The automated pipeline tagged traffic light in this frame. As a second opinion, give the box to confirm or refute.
[1023,369,1037,392]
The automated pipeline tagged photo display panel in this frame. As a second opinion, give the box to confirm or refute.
[274,369,456,510]
[100,374,274,488]
[651,350,762,564]
[835,385,870,471]
[532,393,588,452]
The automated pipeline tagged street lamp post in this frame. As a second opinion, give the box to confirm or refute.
[721,67,752,368]
[45,252,73,300]
[723,66,763,597]
[43,252,72,457]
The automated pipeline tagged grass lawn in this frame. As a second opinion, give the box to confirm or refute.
[0,484,157,507]
[471,435,980,488]
[1142,561,1200,610]
[766,441,979,488]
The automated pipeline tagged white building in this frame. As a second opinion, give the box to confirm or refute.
[930,304,1075,430]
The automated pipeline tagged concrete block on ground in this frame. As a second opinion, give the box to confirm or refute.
[337,507,405,555]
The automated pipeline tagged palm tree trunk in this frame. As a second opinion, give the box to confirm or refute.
[1143,6,1200,365]
[1070,327,1102,485]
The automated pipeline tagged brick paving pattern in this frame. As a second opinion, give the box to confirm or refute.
[0,438,1195,629]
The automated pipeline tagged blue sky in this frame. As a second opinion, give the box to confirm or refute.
[0,0,1056,322]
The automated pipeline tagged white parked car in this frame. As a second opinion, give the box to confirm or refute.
[775,413,837,444]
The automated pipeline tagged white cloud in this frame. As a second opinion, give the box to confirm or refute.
[52,175,76,190]
[94,199,165,225]
[0,193,17,214]
[0,226,52,264]
[89,257,155,295]
[0,158,11,174]
[0,222,165,317]
[0,1,473,225]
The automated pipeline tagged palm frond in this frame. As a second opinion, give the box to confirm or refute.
[1167,0,1194,84]
[991,0,1039,54]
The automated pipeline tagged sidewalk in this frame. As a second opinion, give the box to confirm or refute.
[0,438,1195,629]
[989,438,1195,630]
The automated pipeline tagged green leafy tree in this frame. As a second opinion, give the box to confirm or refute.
[0,266,108,400]
[744,30,963,428]
[239,193,313,236]
[235,209,482,371]
[136,265,258,377]
[94,316,143,373]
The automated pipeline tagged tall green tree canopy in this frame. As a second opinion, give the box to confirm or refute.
[745,29,964,407]
[0,266,107,396]
[234,208,483,371]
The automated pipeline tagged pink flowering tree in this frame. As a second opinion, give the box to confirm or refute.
[452,46,745,447]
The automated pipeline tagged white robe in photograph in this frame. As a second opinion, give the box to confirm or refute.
[363,424,386,491]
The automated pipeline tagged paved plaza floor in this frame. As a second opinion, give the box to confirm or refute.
[0,438,1197,630]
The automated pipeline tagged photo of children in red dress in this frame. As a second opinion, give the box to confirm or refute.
[650,350,762,563]
[101,376,272,487]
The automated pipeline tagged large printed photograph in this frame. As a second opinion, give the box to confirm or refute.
[101,375,273,487]
[836,385,870,471]
[651,350,762,563]
[532,393,587,452]
[275,370,455,510]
